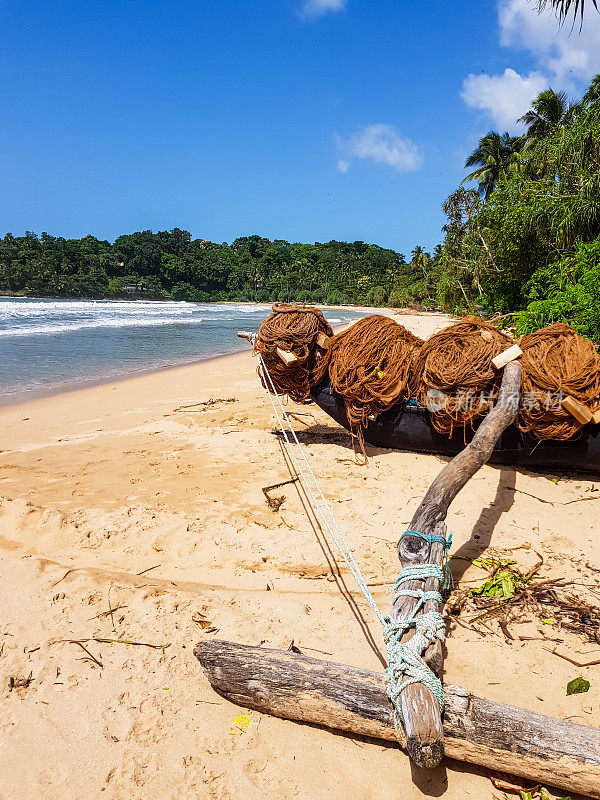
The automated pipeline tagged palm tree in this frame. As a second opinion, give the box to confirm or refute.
[537,0,598,25]
[583,74,600,107]
[518,89,580,140]
[410,246,436,302]
[463,131,525,198]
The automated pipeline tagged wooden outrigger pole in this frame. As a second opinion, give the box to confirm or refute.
[195,640,600,799]
[392,360,521,766]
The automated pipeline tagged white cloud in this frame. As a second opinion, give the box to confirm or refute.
[299,0,346,21]
[461,68,547,131]
[336,124,423,173]
[461,0,600,130]
[500,0,600,87]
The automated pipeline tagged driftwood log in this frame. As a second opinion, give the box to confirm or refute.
[393,361,522,767]
[195,640,600,799]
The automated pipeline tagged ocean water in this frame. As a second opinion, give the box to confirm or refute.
[0,297,365,395]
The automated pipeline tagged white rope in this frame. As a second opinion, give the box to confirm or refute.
[255,351,446,720]
[256,352,385,625]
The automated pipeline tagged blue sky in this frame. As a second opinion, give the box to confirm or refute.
[1,0,599,255]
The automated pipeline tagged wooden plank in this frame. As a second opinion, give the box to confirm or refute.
[276,347,298,366]
[195,640,600,799]
[316,332,331,349]
[391,361,522,768]
[561,395,593,425]
[492,344,523,370]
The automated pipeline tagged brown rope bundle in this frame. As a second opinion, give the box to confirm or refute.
[327,315,423,436]
[410,316,513,436]
[255,303,333,402]
[518,323,600,440]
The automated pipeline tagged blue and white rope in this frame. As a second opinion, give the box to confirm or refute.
[255,351,450,725]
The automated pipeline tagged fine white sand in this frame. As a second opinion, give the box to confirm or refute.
[1,312,599,799]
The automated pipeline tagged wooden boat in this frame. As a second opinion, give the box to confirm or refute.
[311,375,600,474]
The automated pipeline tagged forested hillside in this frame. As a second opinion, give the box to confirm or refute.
[0,231,436,308]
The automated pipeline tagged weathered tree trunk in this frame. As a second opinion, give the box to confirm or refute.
[195,640,600,799]
[392,361,522,767]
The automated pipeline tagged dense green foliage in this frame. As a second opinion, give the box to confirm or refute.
[0,230,441,308]
[436,78,600,339]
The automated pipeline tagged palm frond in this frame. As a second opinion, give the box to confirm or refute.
[537,0,599,26]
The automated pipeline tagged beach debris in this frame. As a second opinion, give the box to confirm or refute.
[262,477,298,512]
[136,564,161,576]
[50,569,74,588]
[70,640,104,668]
[469,556,532,601]
[287,640,302,654]
[446,551,600,648]
[446,551,544,640]
[489,775,572,800]
[567,677,591,695]
[287,411,316,426]
[448,548,600,648]
[228,711,260,736]
[546,649,600,667]
[173,398,237,413]
[520,789,571,800]
[55,637,169,652]
[9,672,33,692]
[192,611,219,634]
[89,605,127,621]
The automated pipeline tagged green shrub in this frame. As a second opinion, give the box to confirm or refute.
[516,237,600,340]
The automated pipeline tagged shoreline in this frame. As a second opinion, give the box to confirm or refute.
[1,304,435,408]
[0,347,251,409]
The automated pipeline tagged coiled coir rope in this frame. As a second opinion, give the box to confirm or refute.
[410,316,513,437]
[327,314,422,438]
[518,323,600,440]
[255,303,333,403]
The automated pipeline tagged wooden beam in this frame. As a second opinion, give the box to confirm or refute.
[237,330,256,344]
[195,640,600,799]
[562,395,593,425]
[391,361,522,768]
[276,347,298,366]
[492,344,523,370]
[316,332,331,349]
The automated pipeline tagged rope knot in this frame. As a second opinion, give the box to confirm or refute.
[384,541,450,727]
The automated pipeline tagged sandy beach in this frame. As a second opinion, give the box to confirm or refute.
[1,311,599,800]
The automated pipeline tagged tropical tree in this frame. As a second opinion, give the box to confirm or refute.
[583,74,600,107]
[538,0,598,24]
[463,131,525,198]
[518,89,579,140]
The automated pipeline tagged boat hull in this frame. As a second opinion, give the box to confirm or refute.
[310,379,600,474]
